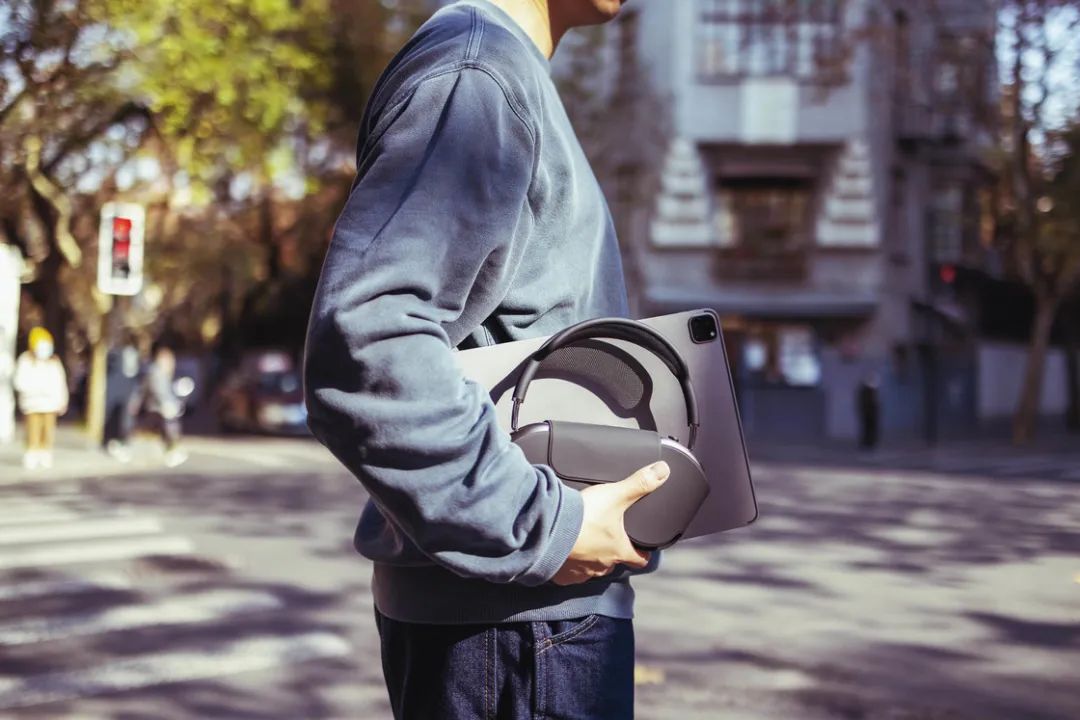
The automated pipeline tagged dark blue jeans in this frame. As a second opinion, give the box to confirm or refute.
[374,609,634,720]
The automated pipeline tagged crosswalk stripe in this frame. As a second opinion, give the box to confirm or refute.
[0,574,132,602]
[990,458,1075,475]
[0,535,195,571]
[0,631,351,710]
[0,487,84,501]
[0,511,80,527]
[0,517,163,546]
[22,486,82,496]
[243,443,333,464]
[0,588,282,646]
[187,445,288,469]
[0,500,76,513]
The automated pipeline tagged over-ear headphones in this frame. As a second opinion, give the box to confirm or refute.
[510,318,710,550]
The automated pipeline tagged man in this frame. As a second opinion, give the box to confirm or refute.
[142,343,187,468]
[103,337,142,462]
[304,1,666,717]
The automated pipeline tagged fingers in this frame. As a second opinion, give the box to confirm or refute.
[614,461,670,506]
[552,563,616,586]
[620,548,651,569]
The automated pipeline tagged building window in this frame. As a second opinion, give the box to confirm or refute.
[934,32,991,136]
[889,164,908,261]
[742,323,822,386]
[929,183,964,262]
[719,181,812,252]
[936,61,960,97]
[698,0,843,80]
[714,179,812,280]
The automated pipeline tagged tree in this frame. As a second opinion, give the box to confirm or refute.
[0,0,423,440]
[0,0,332,344]
[996,0,1080,443]
[0,0,420,354]
[1041,125,1080,432]
[554,18,672,317]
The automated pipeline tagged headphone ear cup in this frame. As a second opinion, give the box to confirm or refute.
[514,424,710,551]
[623,441,710,550]
[511,422,550,466]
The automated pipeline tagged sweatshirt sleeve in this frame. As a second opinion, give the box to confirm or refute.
[303,67,583,586]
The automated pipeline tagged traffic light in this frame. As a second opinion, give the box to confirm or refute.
[930,262,960,299]
[97,203,145,296]
[111,216,132,280]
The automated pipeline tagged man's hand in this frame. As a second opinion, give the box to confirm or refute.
[551,461,670,586]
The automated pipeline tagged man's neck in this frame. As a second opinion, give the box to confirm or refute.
[484,0,564,59]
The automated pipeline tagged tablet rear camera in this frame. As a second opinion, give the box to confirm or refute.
[689,314,719,343]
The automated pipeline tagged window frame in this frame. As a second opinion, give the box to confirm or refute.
[696,0,844,82]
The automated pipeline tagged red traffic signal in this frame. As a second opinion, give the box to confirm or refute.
[98,203,144,295]
[111,217,133,280]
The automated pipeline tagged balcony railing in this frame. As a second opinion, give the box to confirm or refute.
[713,247,809,282]
[895,101,981,147]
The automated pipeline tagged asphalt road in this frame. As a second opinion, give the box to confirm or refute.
[1,436,1078,719]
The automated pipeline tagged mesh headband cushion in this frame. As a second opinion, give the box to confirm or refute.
[531,320,686,380]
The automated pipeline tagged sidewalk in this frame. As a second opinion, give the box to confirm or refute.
[750,428,1080,483]
[0,423,182,485]
[1,423,341,486]
[7,421,1079,486]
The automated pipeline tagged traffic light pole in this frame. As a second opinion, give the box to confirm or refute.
[90,201,144,446]
[85,291,119,448]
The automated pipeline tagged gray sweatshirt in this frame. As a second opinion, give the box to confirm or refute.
[304,0,647,624]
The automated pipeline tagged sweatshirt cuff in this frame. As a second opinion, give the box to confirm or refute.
[516,478,584,586]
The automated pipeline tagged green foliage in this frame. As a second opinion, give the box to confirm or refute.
[1,0,427,355]
[91,0,332,186]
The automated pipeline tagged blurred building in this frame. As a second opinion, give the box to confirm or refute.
[595,0,1001,443]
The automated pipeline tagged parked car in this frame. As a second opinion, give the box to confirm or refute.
[214,350,309,435]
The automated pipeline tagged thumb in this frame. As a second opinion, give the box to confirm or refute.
[615,461,670,506]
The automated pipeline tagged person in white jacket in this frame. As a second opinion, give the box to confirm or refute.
[13,327,68,469]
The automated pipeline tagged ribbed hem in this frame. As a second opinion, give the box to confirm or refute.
[516,481,584,586]
[372,562,635,624]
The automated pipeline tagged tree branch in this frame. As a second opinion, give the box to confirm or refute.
[0,85,31,128]
[1010,6,1036,286]
[24,135,82,268]
[42,100,152,175]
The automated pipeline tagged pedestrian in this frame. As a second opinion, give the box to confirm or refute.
[13,326,68,470]
[858,371,881,450]
[103,337,142,462]
[142,342,187,468]
[303,1,667,718]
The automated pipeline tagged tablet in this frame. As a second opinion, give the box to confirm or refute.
[453,309,757,540]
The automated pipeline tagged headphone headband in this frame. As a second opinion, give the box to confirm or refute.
[510,318,699,449]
